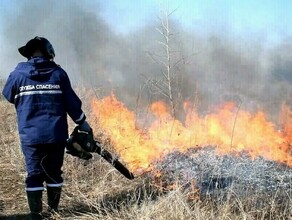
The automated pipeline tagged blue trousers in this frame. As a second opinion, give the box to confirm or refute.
[21,143,66,191]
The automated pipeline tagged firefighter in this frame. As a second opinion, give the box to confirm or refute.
[2,36,92,219]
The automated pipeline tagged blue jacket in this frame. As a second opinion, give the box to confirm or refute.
[2,57,86,145]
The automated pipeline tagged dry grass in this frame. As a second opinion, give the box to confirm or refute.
[0,98,291,220]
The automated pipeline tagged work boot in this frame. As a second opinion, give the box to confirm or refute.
[26,191,43,220]
[47,186,61,213]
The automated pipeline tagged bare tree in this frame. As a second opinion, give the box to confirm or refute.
[145,5,188,118]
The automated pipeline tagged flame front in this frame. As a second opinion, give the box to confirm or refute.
[91,93,292,173]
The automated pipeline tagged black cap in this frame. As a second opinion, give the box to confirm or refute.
[18,36,55,59]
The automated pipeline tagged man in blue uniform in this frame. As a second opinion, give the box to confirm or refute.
[2,36,92,219]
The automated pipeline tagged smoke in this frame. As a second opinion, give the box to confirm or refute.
[184,35,292,119]
[1,0,292,123]
[1,0,122,85]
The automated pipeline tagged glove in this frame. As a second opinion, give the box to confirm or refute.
[65,125,96,160]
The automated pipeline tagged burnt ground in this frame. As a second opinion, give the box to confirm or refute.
[151,146,292,213]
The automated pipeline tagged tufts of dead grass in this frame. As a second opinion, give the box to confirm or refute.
[0,95,291,220]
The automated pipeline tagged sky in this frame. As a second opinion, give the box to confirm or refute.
[98,0,292,44]
[0,0,292,42]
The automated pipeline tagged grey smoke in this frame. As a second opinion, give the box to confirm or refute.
[1,0,292,124]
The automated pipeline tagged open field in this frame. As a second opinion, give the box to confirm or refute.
[0,97,291,220]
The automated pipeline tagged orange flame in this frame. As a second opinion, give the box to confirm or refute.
[91,93,292,173]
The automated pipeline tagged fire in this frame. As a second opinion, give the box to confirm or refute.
[91,93,292,173]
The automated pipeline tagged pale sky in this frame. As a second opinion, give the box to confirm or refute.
[98,0,292,43]
[1,0,291,42]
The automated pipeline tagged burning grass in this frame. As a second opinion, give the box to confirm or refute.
[91,93,292,171]
[0,93,292,219]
